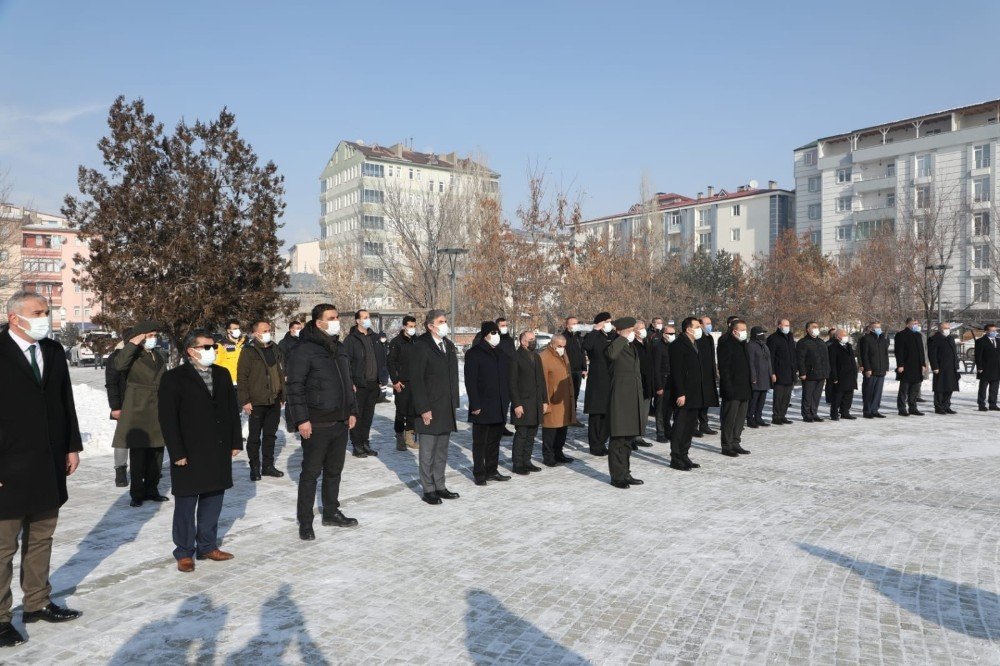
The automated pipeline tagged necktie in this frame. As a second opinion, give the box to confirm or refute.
[28,345,42,385]
[439,341,446,353]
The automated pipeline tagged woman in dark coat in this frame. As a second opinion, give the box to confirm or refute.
[928,326,960,414]
[464,322,511,484]
[158,330,242,571]
[746,326,774,427]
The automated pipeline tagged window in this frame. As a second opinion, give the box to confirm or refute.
[83,307,91,319]
[362,215,385,230]
[804,150,817,166]
[837,168,852,183]
[730,228,741,241]
[886,163,896,177]
[975,144,992,169]
[886,193,896,208]
[698,232,712,248]
[698,209,708,225]
[408,168,413,180]
[916,154,933,178]
[22,258,61,273]
[810,230,821,245]
[974,212,991,236]
[362,241,384,256]
[856,219,892,240]
[916,185,931,209]
[836,225,853,241]
[416,169,421,180]
[974,245,990,269]
[669,212,681,226]
[973,278,990,303]
[836,196,852,213]
[73,306,80,318]
[428,181,434,192]
[364,267,384,283]
[439,181,444,193]
[731,204,741,216]
[807,176,821,192]
[362,163,384,178]
[808,203,821,220]
[362,189,384,204]
[974,177,991,202]
[74,284,81,293]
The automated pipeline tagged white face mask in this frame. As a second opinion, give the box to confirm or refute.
[498,326,508,336]
[360,318,372,330]
[321,319,341,336]
[736,330,748,342]
[143,336,158,350]
[693,327,704,340]
[940,328,951,336]
[486,332,500,347]
[405,326,416,337]
[666,333,676,343]
[259,332,272,345]
[638,328,647,340]
[625,331,636,343]
[780,326,790,335]
[555,347,565,357]
[291,329,300,338]
[654,323,663,331]
[602,322,613,333]
[195,347,217,367]
[229,328,241,339]
[809,328,820,338]
[571,324,582,333]
[17,314,50,341]
[436,322,450,338]
[839,338,849,346]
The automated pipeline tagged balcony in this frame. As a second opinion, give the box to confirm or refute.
[852,174,896,193]
[852,204,897,222]
[852,123,1000,163]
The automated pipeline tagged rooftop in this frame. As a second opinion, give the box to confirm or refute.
[342,141,499,178]
[582,184,792,225]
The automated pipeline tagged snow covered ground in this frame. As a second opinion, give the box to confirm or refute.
[6,367,1000,664]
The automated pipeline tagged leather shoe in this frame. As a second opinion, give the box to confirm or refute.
[250,469,262,481]
[610,480,631,489]
[873,413,886,418]
[299,525,315,540]
[436,488,460,499]
[363,444,379,456]
[757,420,771,427]
[683,457,700,469]
[177,558,195,573]
[488,473,511,482]
[0,622,26,647]
[802,417,813,423]
[555,455,574,463]
[781,418,794,424]
[635,440,653,448]
[196,549,234,561]
[512,467,530,475]
[321,510,358,528]
[945,409,957,414]
[735,447,751,455]
[590,449,608,456]
[542,460,558,467]
[812,417,824,422]
[842,415,857,420]
[934,408,946,415]
[129,498,143,507]
[898,411,910,417]
[422,492,442,505]
[474,479,488,486]
[909,410,924,416]
[22,602,82,623]
[262,465,284,478]
[527,463,543,471]
[625,475,644,485]
[722,450,740,457]
[701,427,718,435]
[351,448,368,458]
[669,460,690,471]
[746,422,758,429]
[990,405,1000,411]
[691,430,703,438]
[146,494,170,502]
[979,405,989,411]
[863,414,874,419]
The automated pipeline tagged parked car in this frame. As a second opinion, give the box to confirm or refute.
[69,343,96,367]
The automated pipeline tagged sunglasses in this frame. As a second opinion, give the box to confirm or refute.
[190,344,217,351]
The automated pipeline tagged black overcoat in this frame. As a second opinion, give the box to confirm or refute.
[975,334,1000,381]
[766,330,798,385]
[696,333,720,406]
[465,340,511,425]
[668,334,710,410]
[859,332,890,376]
[796,336,831,380]
[928,332,960,392]
[632,339,654,400]
[893,329,926,383]
[508,347,545,427]
[409,332,460,435]
[828,342,859,391]
[387,332,415,415]
[581,329,615,414]
[717,334,752,402]
[606,336,644,437]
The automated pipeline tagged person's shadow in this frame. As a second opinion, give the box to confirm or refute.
[108,593,228,665]
[217,453,259,541]
[367,411,424,496]
[464,589,589,664]
[798,543,1000,639]
[224,583,331,664]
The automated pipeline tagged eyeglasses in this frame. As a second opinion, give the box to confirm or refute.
[191,344,216,351]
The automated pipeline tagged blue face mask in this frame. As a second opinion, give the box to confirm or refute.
[361,319,372,330]
[989,331,998,339]
[910,324,921,333]
[704,324,713,333]
[873,328,882,336]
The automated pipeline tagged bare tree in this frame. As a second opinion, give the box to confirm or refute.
[0,166,22,301]
[320,239,378,313]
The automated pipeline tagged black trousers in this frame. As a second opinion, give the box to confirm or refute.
[772,383,792,421]
[655,389,674,440]
[586,413,609,453]
[720,400,748,452]
[671,408,699,461]
[801,380,823,419]
[393,398,411,434]
[129,447,163,500]
[297,422,348,524]
[472,423,505,481]
[747,390,768,424]
[350,381,379,448]
[172,490,224,560]
[698,407,712,432]
[933,390,954,411]
[862,375,885,416]
[542,427,567,463]
[608,437,632,483]
[978,379,999,407]
[571,372,583,408]
[897,381,921,413]
[247,401,281,469]
[512,425,538,469]
[831,390,854,417]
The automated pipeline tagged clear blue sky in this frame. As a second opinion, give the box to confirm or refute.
[2,0,996,247]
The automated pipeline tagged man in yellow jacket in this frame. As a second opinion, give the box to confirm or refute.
[214,319,245,386]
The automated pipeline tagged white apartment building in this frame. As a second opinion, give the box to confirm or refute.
[318,140,499,309]
[287,239,321,275]
[794,99,1000,313]
[579,182,794,262]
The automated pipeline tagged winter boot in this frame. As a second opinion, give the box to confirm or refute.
[395,432,407,451]
[114,466,128,488]
[405,430,419,449]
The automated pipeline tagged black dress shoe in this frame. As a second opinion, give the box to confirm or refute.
[782,418,794,424]
[363,444,379,456]
[873,413,886,418]
[250,468,262,481]
[945,409,957,414]
[979,405,989,411]
[635,440,653,448]
[691,430,703,438]
[802,417,813,423]
[555,455,574,463]
[129,498,143,507]
[299,525,316,540]
[746,422,759,429]
[812,417,824,422]
[527,463,543,471]
[22,602,82,624]
[898,411,910,417]
[990,405,1000,411]
[351,448,368,458]
[735,447,751,455]
[625,476,644,485]
[721,450,740,457]
[669,460,690,471]
[610,480,631,489]
[915,397,926,402]
[909,410,924,416]
[842,415,857,420]
[655,437,669,443]
[830,416,840,421]
[630,442,638,451]
[145,494,170,502]
[474,479,488,486]
[863,414,874,419]
[590,449,609,456]
[757,420,771,427]
[0,622,26,647]
[321,510,358,527]
[701,427,718,435]
[422,492,443,505]
[436,488,460,499]
[683,458,700,469]
[262,465,285,478]
[488,473,511,482]
[512,467,530,476]
[543,460,558,467]
[934,409,946,415]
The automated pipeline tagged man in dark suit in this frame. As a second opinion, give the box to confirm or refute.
[606,317,644,488]
[1,292,83,648]
[651,323,675,442]
[975,324,1000,411]
[669,317,710,472]
[717,320,752,457]
[560,316,586,426]
[631,319,654,448]
[695,315,720,436]
[828,329,859,420]
[409,310,462,505]
[928,323,960,415]
[508,330,548,474]
[894,317,928,416]
[859,321,890,418]
[581,312,615,456]
[105,341,130,487]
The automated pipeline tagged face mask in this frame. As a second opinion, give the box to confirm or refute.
[322,320,341,336]
[911,324,921,333]
[654,323,663,331]
[195,348,217,367]
[259,332,272,345]
[626,331,636,343]
[498,326,508,336]
[736,330,747,342]
[360,318,372,330]
[486,333,500,347]
[940,329,950,337]
[291,329,300,338]
[555,347,565,357]
[756,333,766,341]
[638,329,647,340]
[989,331,998,339]
[143,337,158,350]
[693,328,704,340]
[229,329,241,339]
[704,324,713,333]
[780,326,790,335]
[602,322,613,334]
[809,328,820,338]
[405,326,416,337]
[873,328,882,336]
[839,338,849,346]
[436,322,450,338]
[17,315,50,341]
[526,340,537,351]
[666,334,676,343]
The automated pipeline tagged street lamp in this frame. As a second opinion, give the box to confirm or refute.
[924,263,953,328]
[438,248,468,329]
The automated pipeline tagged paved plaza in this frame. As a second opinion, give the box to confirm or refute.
[6,370,1000,664]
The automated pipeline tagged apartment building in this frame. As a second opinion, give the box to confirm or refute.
[288,239,322,275]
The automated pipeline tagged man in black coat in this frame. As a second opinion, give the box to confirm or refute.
[581,312,615,455]
[975,324,1000,411]
[495,317,517,359]
[159,329,243,572]
[928,324,960,414]
[766,319,797,424]
[651,323,675,442]
[796,322,830,422]
[278,320,303,361]
[286,305,359,541]
[859,321,890,418]
[828,329,859,420]
[342,309,386,458]
[508,331,549,474]
[105,342,130,487]
[1,292,82,647]
[387,315,418,450]
[560,316,586,426]
[631,320,654,448]
[465,321,512,485]
[668,317,710,471]
[695,315,720,436]
[409,310,461,505]
[717,320,752,457]
[894,318,928,416]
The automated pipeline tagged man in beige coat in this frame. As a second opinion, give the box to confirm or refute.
[540,334,575,466]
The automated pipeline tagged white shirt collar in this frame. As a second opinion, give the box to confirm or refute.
[8,328,36,353]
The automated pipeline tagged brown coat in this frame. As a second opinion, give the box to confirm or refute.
[540,346,574,428]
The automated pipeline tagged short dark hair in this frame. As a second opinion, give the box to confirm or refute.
[729,319,746,329]
[182,328,214,352]
[355,309,368,320]
[402,315,417,326]
[495,316,507,325]
[251,319,270,333]
[905,317,916,325]
[682,317,699,332]
[985,323,998,330]
[226,319,241,329]
[425,309,446,327]
[806,321,819,329]
[289,320,303,328]
[311,304,337,321]
[518,330,533,343]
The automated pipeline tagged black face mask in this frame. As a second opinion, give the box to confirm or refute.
[526,341,537,351]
